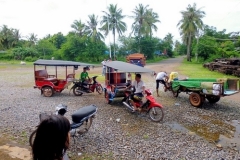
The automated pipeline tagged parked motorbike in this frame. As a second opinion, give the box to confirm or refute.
[70,76,103,96]
[29,104,97,147]
[122,88,164,122]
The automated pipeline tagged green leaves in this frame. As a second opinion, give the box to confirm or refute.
[177,3,205,61]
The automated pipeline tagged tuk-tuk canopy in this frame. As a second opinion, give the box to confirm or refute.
[33,59,93,67]
[104,61,152,73]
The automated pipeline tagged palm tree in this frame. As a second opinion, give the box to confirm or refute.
[164,33,174,46]
[131,4,149,37]
[177,3,205,61]
[28,33,38,46]
[101,4,127,58]
[71,20,86,37]
[85,14,104,41]
[145,9,160,37]
[12,29,21,47]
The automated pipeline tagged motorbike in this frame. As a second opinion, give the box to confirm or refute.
[122,88,164,122]
[70,76,103,96]
[29,104,98,146]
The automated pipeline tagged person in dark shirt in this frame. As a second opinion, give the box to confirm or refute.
[31,115,71,160]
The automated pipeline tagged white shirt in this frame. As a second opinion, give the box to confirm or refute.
[132,80,145,93]
[101,61,106,68]
[156,72,167,80]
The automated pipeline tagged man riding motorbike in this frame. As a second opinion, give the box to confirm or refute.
[125,74,145,112]
[80,67,90,92]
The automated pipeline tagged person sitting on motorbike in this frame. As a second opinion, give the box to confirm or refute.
[125,73,145,112]
[31,115,71,160]
[80,67,90,91]
[156,71,169,97]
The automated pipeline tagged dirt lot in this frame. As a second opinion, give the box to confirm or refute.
[0,58,240,160]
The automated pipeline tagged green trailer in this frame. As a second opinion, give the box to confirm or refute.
[170,78,240,107]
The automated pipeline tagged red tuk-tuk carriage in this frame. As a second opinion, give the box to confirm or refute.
[33,59,93,97]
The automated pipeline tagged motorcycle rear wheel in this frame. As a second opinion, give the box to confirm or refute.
[77,117,93,134]
[149,107,164,122]
[73,86,83,96]
[29,129,37,148]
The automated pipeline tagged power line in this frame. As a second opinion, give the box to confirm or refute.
[215,1,240,26]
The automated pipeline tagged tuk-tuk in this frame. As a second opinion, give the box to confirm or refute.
[103,61,153,104]
[33,59,93,97]
[126,53,146,67]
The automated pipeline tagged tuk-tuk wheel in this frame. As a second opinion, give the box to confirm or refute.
[189,92,203,107]
[42,86,53,97]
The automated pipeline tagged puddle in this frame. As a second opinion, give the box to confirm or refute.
[218,120,240,150]
[0,145,31,160]
[166,118,240,150]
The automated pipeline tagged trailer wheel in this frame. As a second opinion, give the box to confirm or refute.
[206,95,220,103]
[189,92,203,107]
[172,90,179,97]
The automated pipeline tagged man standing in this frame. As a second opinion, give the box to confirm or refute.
[156,71,169,97]
[101,59,106,76]
[125,74,145,112]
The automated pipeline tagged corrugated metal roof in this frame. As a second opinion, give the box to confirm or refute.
[33,59,93,66]
[104,61,152,73]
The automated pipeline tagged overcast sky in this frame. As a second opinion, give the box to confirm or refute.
[0,0,240,44]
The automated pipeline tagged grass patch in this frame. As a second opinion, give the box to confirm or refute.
[178,59,238,78]
[146,56,167,63]
[0,60,33,65]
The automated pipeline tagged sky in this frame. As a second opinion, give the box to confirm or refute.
[0,0,240,45]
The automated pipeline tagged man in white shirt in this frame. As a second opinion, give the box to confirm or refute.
[155,71,169,97]
[101,59,106,76]
[125,74,145,112]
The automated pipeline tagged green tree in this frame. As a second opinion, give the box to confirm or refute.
[27,33,38,46]
[101,4,127,58]
[50,32,66,49]
[85,14,104,41]
[36,39,57,59]
[12,47,38,60]
[177,3,205,61]
[131,4,149,37]
[0,25,21,49]
[144,9,160,37]
[71,20,86,37]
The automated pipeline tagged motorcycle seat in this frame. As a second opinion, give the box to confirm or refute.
[72,105,97,123]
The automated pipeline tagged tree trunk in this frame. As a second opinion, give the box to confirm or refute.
[113,27,116,59]
[187,32,192,61]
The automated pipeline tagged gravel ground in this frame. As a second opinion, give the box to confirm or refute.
[0,59,240,160]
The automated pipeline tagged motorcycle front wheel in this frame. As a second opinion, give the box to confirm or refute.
[73,86,83,96]
[149,107,164,122]
[96,85,103,94]
[77,117,93,134]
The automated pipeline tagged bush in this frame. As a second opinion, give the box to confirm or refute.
[24,56,38,62]
[0,52,13,60]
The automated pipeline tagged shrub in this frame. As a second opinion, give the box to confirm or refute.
[0,52,14,60]
[24,56,38,62]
